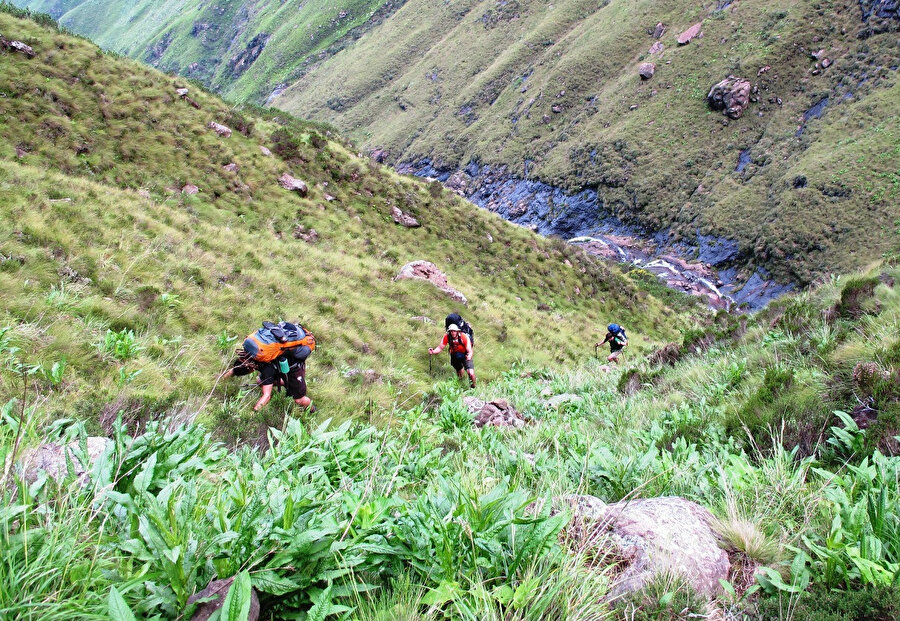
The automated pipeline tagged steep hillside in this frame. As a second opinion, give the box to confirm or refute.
[0,9,690,433]
[9,0,405,103]
[13,0,899,300]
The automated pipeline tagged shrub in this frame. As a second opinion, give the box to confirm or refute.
[756,584,900,621]
[835,276,880,320]
[98,328,142,360]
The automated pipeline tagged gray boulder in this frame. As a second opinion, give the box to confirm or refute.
[394,261,467,304]
[707,76,752,119]
[16,437,111,485]
[563,495,730,598]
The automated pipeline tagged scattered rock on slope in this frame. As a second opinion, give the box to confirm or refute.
[279,173,308,196]
[707,76,752,119]
[463,397,527,429]
[187,576,260,621]
[15,437,111,485]
[0,36,36,58]
[638,62,656,80]
[677,22,703,44]
[391,206,421,228]
[394,260,467,304]
[563,495,730,598]
[208,121,232,138]
[182,184,200,195]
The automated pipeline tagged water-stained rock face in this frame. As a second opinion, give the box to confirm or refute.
[859,0,900,20]
[707,76,752,119]
[563,495,731,598]
[228,33,270,78]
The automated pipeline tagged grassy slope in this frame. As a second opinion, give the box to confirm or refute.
[11,0,900,286]
[14,0,398,103]
[272,0,900,286]
[0,10,690,432]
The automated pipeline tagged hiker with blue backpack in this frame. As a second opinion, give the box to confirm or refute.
[429,313,477,388]
[597,323,628,364]
[223,321,317,412]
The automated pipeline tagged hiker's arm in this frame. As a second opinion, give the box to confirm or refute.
[596,334,611,346]
[253,384,273,411]
[466,337,473,360]
[429,342,444,354]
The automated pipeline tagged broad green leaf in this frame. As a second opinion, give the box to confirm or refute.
[108,585,137,621]
[221,571,252,621]
[252,571,300,596]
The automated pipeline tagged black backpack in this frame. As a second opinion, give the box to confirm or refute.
[445,313,474,346]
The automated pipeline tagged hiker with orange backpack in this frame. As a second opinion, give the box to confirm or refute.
[429,323,476,388]
[224,321,317,412]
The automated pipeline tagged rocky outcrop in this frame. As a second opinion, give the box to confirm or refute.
[293,225,318,243]
[638,62,656,80]
[652,22,666,39]
[859,0,900,21]
[187,576,260,621]
[648,41,664,55]
[647,342,682,366]
[228,33,269,78]
[445,170,471,196]
[707,76,752,119]
[463,398,527,429]
[370,148,389,163]
[677,22,703,44]
[0,36,36,58]
[15,437,111,485]
[391,206,420,228]
[563,495,730,598]
[394,261,467,304]
[279,173,308,196]
[208,122,232,138]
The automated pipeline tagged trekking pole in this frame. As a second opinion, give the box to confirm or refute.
[429,353,433,378]
[594,344,599,361]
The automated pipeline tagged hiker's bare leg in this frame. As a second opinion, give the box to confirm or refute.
[254,384,274,411]
[466,369,476,387]
[294,396,312,409]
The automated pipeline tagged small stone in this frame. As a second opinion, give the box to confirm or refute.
[652,22,666,39]
[648,41,664,55]
[629,104,639,110]
[222,162,238,172]
[176,87,189,97]
[15,146,27,159]
[182,184,200,195]
[822,58,832,68]
[551,104,562,113]
[260,146,272,156]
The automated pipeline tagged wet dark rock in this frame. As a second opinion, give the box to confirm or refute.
[792,175,808,188]
[707,76,752,119]
[736,148,751,173]
[796,97,829,136]
[859,0,900,21]
[850,403,878,429]
[370,148,389,163]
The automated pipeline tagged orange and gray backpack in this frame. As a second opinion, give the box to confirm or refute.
[243,321,316,363]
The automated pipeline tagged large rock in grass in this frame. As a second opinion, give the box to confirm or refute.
[15,437,111,485]
[279,173,308,196]
[1,36,36,58]
[464,398,527,429]
[638,62,656,80]
[208,121,232,138]
[707,76,752,119]
[563,495,730,598]
[394,260,467,304]
[677,22,703,44]
[391,206,421,228]
[187,576,260,621]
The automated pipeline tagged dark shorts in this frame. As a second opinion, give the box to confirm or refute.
[450,353,474,371]
[230,358,256,377]
[259,363,308,399]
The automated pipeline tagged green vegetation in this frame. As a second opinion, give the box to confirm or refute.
[2,8,900,621]
[11,0,900,285]
[0,10,689,427]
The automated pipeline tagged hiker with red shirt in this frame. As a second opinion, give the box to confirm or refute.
[429,324,476,388]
